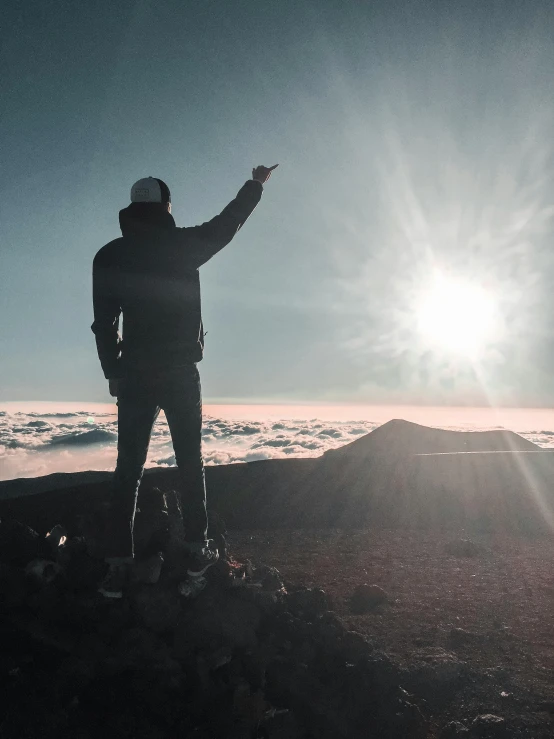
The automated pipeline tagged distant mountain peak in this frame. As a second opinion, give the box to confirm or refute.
[325,417,539,459]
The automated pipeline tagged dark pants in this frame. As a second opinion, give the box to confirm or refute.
[105,364,207,559]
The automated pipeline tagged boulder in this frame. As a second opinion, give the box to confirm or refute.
[174,591,262,656]
[266,651,425,739]
[178,576,207,599]
[45,524,68,555]
[259,565,285,591]
[259,708,304,739]
[337,629,374,663]
[470,714,507,738]
[349,583,388,613]
[112,627,181,673]
[287,587,329,617]
[25,558,62,584]
[56,536,105,590]
[440,721,470,737]
[208,556,234,587]
[0,519,42,565]
[312,610,346,655]
[403,648,467,703]
[131,584,182,632]
[0,562,32,607]
[234,581,287,614]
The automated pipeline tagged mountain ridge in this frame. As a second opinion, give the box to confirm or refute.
[0,420,552,535]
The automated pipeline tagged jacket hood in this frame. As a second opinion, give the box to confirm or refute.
[119,202,176,237]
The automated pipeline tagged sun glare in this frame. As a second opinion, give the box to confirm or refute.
[417,274,496,355]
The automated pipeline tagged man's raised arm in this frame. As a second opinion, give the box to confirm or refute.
[183,164,278,268]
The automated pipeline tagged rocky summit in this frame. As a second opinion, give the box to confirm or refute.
[0,488,426,739]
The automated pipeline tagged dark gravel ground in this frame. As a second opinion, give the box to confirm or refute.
[230,527,554,738]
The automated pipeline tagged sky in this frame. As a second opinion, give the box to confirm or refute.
[2,0,554,407]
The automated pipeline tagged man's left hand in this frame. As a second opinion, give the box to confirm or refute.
[108,379,120,397]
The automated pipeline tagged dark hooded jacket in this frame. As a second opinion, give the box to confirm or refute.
[91,179,263,379]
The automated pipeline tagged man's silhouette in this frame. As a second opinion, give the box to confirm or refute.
[92,164,277,597]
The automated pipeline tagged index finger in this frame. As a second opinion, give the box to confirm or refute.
[269,164,279,170]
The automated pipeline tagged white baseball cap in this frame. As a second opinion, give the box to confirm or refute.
[130,177,171,204]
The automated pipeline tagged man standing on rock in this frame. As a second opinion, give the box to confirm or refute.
[91,164,278,597]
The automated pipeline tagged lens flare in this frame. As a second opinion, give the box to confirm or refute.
[416,274,496,355]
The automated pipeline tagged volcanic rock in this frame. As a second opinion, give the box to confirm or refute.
[403,648,467,703]
[25,558,61,584]
[259,708,304,738]
[349,583,388,613]
[0,506,431,738]
[0,519,42,565]
[440,721,470,737]
[45,524,68,554]
[470,713,507,738]
[259,564,285,591]
[174,590,262,654]
[130,584,182,632]
[287,587,329,617]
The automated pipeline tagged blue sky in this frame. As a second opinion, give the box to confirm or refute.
[2,0,554,406]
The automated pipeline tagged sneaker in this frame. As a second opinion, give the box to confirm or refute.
[178,576,207,598]
[98,562,130,598]
[186,541,220,578]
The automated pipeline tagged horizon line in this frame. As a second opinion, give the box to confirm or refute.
[1,399,554,411]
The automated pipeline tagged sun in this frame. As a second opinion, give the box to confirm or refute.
[416,274,497,355]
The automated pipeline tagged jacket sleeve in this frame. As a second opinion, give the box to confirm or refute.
[180,179,263,268]
[91,252,122,379]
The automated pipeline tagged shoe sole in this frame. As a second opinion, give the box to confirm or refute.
[178,577,207,597]
[98,587,123,599]
[187,552,220,578]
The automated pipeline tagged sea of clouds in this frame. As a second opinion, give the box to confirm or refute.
[0,409,381,481]
[1,407,554,482]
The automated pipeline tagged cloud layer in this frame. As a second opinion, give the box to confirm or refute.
[1,408,553,482]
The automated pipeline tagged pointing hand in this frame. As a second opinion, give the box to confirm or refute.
[252,164,279,185]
